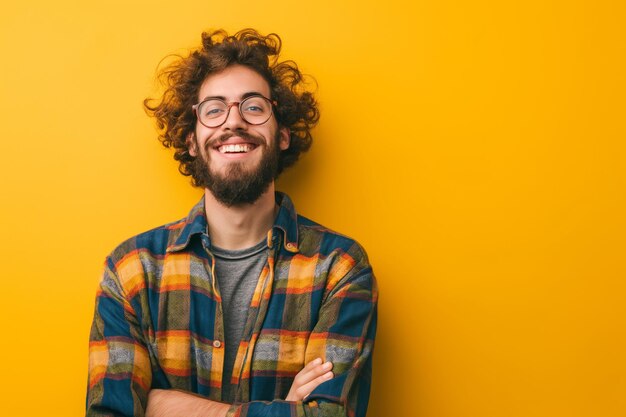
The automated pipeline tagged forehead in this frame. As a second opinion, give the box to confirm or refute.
[198,64,271,100]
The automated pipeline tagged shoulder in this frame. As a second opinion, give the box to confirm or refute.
[295,215,378,303]
[296,214,373,274]
[99,217,191,298]
[297,215,366,254]
[104,216,188,270]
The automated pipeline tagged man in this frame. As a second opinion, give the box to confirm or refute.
[87,29,377,417]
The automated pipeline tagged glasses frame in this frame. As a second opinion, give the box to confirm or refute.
[192,94,278,128]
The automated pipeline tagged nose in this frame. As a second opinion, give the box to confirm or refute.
[222,102,247,130]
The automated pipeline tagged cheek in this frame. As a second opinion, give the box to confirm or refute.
[192,129,217,156]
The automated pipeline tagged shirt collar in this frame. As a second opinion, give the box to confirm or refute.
[165,197,208,253]
[271,192,299,253]
[166,191,299,253]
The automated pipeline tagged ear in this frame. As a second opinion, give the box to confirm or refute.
[187,132,198,157]
[278,127,290,151]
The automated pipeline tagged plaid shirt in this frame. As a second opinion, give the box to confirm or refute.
[87,192,377,417]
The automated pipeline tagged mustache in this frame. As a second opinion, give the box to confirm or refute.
[205,131,264,151]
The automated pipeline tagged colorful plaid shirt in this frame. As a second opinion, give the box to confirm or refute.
[87,192,377,417]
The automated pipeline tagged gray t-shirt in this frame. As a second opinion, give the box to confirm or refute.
[212,239,268,402]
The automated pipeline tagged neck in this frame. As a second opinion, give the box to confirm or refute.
[203,185,278,250]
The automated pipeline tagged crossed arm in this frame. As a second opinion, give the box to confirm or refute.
[88,249,377,417]
[145,358,334,417]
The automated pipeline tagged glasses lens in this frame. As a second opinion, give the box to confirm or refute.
[240,96,272,125]
[198,100,228,127]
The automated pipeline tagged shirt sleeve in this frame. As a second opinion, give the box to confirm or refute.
[86,258,153,417]
[227,257,378,417]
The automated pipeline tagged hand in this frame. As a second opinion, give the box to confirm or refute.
[285,358,334,401]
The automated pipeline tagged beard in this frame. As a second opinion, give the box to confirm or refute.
[190,130,281,207]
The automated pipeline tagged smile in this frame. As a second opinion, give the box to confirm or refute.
[217,143,257,153]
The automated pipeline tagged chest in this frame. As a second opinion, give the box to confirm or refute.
[139,250,329,396]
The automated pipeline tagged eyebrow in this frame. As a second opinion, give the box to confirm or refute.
[201,91,268,101]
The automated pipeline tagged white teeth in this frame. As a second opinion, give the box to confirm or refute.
[218,144,253,153]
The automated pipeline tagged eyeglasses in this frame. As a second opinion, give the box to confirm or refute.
[192,95,277,128]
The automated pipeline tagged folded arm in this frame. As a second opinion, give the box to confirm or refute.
[87,250,377,417]
[145,358,334,417]
[230,264,378,417]
[87,260,152,416]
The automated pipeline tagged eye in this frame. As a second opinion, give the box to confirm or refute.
[242,98,269,113]
[200,100,226,118]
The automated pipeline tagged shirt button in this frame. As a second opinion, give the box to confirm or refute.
[213,340,222,348]
[285,242,296,250]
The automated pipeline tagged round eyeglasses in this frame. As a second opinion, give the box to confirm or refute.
[192,95,277,128]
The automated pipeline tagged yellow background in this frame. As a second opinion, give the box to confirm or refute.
[1,1,624,416]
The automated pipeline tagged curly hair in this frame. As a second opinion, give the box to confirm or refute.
[144,28,319,184]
